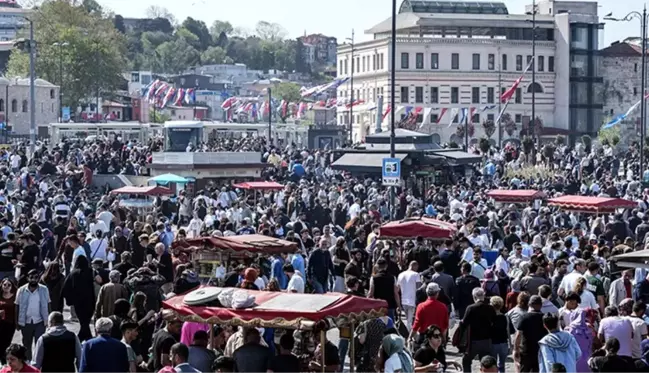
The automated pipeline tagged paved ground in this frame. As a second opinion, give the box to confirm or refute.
[12,307,515,372]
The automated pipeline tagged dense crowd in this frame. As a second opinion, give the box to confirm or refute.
[0,134,647,373]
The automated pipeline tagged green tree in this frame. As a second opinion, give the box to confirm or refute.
[155,38,200,73]
[255,21,286,41]
[272,82,301,102]
[210,20,233,38]
[6,0,127,110]
[201,46,227,65]
[181,17,212,50]
[150,109,170,123]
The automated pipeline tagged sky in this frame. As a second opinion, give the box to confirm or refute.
[98,0,639,47]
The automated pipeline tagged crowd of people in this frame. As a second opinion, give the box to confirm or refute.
[0,133,646,373]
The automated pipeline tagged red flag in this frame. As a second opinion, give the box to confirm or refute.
[382,105,391,122]
[436,108,448,124]
[500,60,533,103]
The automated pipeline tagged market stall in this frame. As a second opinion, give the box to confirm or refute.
[233,181,284,204]
[163,287,388,372]
[110,186,173,214]
[547,195,636,214]
[173,234,299,280]
[486,189,546,204]
[379,216,456,240]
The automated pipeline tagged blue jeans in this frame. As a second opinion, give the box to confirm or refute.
[312,279,328,294]
[491,342,508,373]
[338,338,349,371]
[387,308,396,321]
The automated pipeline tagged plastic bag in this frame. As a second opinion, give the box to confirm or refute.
[217,288,236,308]
[231,290,255,309]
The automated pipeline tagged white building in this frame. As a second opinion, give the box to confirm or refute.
[125,71,153,96]
[337,0,603,144]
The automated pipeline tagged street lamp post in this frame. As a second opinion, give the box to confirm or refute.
[390,0,397,219]
[346,30,355,145]
[605,7,648,177]
[531,0,537,142]
[53,42,68,122]
[28,19,35,156]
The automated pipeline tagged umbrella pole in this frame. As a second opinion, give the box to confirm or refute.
[350,320,355,373]
[320,329,326,373]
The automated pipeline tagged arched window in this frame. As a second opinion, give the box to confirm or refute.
[0,99,5,112]
[49,89,54,99]
[11,99,17,113]
[22,100,28,113]
[527,82,544,93]
[431,133,441,144]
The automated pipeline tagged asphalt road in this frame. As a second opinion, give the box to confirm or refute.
[12,307,515,372]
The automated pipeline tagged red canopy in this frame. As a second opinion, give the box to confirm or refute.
[547,195,636,213]
[174,234,298,256]
[110,186,173,196]
[487,189,546,203]
[232,182,284,190]
[380,217,456,240]
[162,287,387,328]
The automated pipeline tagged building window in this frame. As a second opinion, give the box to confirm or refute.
[451,53,459,70]
[431,87,439,103]
[502,54,508,71]
[515,114,522,123]
[0,99,4,112]
[431,53,439,69]
[487,87,495,104]
[415,87,423,103]
[635,63,639,73]
[487,114,494,121]
[472,87,480,104]
[416,53,424,69]
[50,89,55,99]
[130,72,139,82]
[11,100,16,113]
[501,87,506,99]
[431,114,438,123]
[21,100,27,113]
[488,54,495,70]
[51,103,54,112]
[356,57,360,73]
[339,60,343,75]
[401,53,409,69]
[635,87,638,96]
[180,78,186,85]
[372,55,376,70]
[538,56,545,72]
[380,54,384,69]
[472,53,480,70]
[362,56,366,72]
[548,56,554,72]
[472,113,479,123]
[515,88,522,104]
[400,86,409,103]
[451,87,459,104]
[527,55,533,68]
[516,55,523,71]
[344,60,348,75]
[528,82,544,93]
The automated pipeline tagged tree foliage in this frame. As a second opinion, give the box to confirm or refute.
[6,0,127,109]
[118,18,299,73]
[272,82,301,102]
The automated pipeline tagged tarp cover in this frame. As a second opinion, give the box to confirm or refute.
[110,186,173,196]
[162,287,387,328]
[173,234,298,255]
[486,189,546,203]
[547,195,636,213]
[232,181,284,190]
[380,217,456,240]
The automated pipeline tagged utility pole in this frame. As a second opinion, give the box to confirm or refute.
[267,88,272,145]
[390,0,397,220]
[348,30,355,144]
[531,0,537,143]
[28,19,35,156]
[498,46,503,148]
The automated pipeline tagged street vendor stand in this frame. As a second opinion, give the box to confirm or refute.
[379,216,457,240]
[232,181,284,205]
[163,287,388,373]
[486,189,546,204]
[173,234,298,280]
[110,186,173,218]
[547,195,636,214]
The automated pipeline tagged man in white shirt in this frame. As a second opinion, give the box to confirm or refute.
[283,264,304,293]
[88,231,108,263]
[469,248,489,280]
[10,153,21,173]
[96,206,114,232]
[89,216,108,237]
[348,198,361,220]
[558,259,586,298]
[397,261,421,331]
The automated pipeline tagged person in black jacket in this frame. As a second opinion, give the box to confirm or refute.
[33,311,82,372]
[459,287,496,373]
[62,255,96,342]
[454,262,481,319]
[306,238,334,294]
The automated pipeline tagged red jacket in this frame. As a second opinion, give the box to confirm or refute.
[412,297,449,334]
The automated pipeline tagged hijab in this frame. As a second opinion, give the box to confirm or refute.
[382,334,414,373]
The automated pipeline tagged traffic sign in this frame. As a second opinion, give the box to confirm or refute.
[382,157,401,186]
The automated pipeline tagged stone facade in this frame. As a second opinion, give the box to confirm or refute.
[0,77,60,135]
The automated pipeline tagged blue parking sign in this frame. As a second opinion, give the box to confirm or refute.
[382,158,401,186]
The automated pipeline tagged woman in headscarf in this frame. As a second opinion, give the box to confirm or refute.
[39,229,55,262]
[40,261,64,313]
[379,334,414,373]
[564,308,594,373]
[238,268,259,290]
[62,255,95,342]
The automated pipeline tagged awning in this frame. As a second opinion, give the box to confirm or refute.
[331,153,408,171]
[149,173,189,185]
[232,182,284,190]
[432,150,482,165]
[547,195,636,213]
[110,186,173,196]
[487,189,546,203]
[380,217,456,240]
